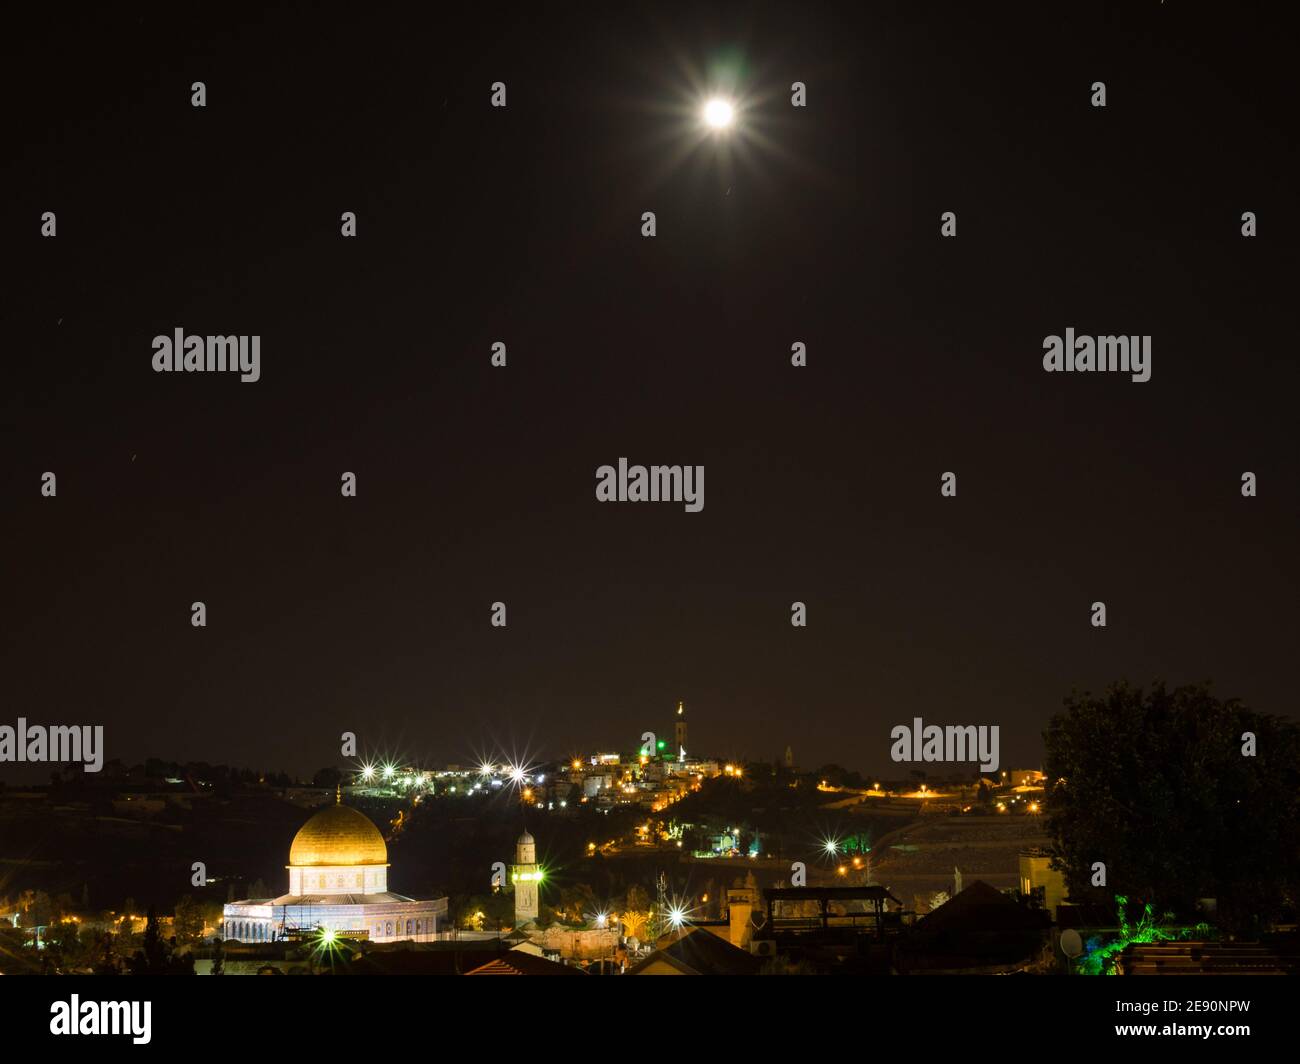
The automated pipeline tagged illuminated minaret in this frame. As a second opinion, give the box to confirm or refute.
[512,831,539,925]
[674,700,688,759]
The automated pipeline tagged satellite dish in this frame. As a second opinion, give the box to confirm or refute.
[1059,929,1083,958]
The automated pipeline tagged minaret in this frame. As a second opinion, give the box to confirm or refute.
[512,831,539,925]
[674,700,688,759]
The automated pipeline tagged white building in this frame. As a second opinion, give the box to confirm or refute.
[222,796,446,943]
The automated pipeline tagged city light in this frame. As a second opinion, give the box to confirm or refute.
[703,97,734,129]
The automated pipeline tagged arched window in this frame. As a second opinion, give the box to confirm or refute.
[385,921,392,937]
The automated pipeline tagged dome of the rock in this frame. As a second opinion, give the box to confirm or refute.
[222,795,446,948]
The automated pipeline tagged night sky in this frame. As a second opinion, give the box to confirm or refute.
[3,2,1295,783]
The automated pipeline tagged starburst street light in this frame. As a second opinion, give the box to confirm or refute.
[308,925,343,974]
[703,97,735,129]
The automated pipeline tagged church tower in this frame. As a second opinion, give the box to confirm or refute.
[512,831,540,925]
[674,700,688,759]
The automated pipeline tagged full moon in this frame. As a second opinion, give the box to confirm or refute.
[703,98,734,129]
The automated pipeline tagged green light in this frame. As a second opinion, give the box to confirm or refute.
[1075,895,1213,976]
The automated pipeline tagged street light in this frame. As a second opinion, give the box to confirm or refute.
[703,98,735,130]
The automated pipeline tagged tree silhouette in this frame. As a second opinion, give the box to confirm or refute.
[127,905,195,975]
[1044,680,1300,934]
[173,896,204,944]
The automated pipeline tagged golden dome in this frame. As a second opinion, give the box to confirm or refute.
[289,803,388,867]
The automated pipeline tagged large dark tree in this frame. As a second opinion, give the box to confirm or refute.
[1044,680,1300,934]
[127,906,195,975]
[172,896,205,945]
